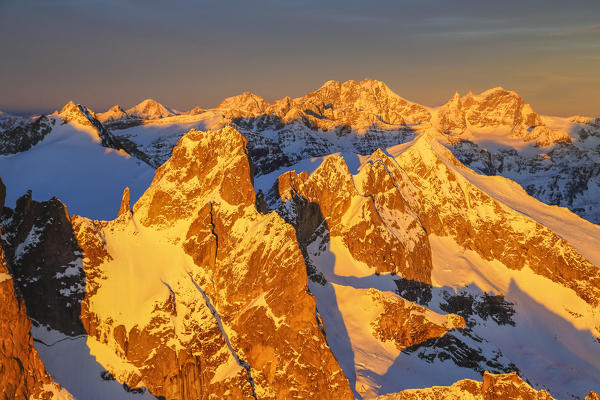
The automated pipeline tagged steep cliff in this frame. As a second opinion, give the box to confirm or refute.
[0,178,71,400]
[72,127,353,399]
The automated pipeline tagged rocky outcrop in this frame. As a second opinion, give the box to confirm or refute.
[0,191,85,336]
[369,289,465,350]
[436,92,467,134]
[0,178,70,399]
[586,391,600,400]
[377,371,555,400]
[0,259,66,399]
[210,80,426,176]
[0,114,54,155]
[73,126,353,399]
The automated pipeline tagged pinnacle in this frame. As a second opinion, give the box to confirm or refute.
[118,187,131,217]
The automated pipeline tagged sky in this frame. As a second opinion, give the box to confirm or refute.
[1,0,599,117]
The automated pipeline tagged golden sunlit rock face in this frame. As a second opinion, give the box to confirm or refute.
[72,127,353,399]
[276,151,433,283]
[377,371,557,400]
[1,79,600,400]
[217,79,431,131]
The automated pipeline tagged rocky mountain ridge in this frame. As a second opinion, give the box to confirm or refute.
[378,371,555,400]
[30,78,596,223]
[1,80,600,399]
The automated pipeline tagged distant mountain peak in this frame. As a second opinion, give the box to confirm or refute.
[96,104,128,123]
[61,100,77,109]
[126,98,174,120]
[59,101,96,122]
[569,115,594,124]
[183,106,206,115]
[108,104,125,113]
[313,78,394,95]
[216,92,268,117]
[475,86,520,100]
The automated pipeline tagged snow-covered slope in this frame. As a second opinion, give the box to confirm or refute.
[106,110,226,168]
[269,131,600,399]
[0,112,153,220]
[442,116,600,224]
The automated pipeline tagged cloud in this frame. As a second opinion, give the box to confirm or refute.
[544,24,600,37]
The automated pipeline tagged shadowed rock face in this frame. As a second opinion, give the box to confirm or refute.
[377,371,557,400]
[0,192,85,336]
[0,115,54,155]
[0,178,66,399]
[73,127,354,399]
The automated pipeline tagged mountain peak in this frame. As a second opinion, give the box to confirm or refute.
[477,86,520,100]
[183,106,205,115]
[297,78,430,129]
[314,78,394,97]
[436,91,467,134]
[96,104,128,123]
[126,99,173,120]
[107,104,125,113]
[59,100,80,115]
[59,101,98,123]
[216,92,268,116]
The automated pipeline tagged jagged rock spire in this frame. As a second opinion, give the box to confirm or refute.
[118,187,131,217]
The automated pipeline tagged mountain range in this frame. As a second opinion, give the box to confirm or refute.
[0,79,599,399]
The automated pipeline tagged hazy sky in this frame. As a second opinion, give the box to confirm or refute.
[1,0,599,116]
